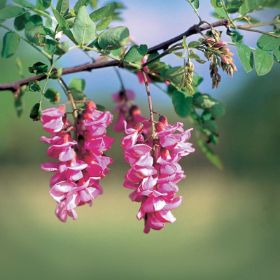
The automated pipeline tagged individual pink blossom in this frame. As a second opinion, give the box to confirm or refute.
[122,115,195,233]
[41,101,113,222]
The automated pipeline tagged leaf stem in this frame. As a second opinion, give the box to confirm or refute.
[186,0,201,22]
[220,0,235,27]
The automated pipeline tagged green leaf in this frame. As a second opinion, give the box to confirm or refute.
[36,0,51,10]
[110,47,124,59]
[169,86,193,117]
[224,0,243,13]
[52,7,69,28]
[189,0,199,9]
[229,29,243,43]
[273,47,280,62]
[188,41,201,48]
[56,0,69,14]
[236,43,253,73]
[161,67,185,89]
[74,0,90,12]
[69,78,85,91]
[52,8,76,42]
[98,26,129,50]
[193,74,203,87]
[193,92,216,109]
[197,139,223,169]
[14,12,30,31]
[24,15,46,45]
[189,51,206,64]
[254,48,274,76]
[239,0,280,15]
[69,78,86,100]
[28,81,41,92]
[257,34,280,51]
[90,2,125,31]
[210,0,227,18]
[203,119,218,134]
[1,32,20,58]
[29,62,48,74]
[0,5,25,20]
[13,0,34,9]
[49,67,63,79]
[209,103,225,118]
[95,16,113,31]
[124,44,148,64]
[72,6,96,45]
[146,52,169,73]
[30,102,41,121]
[90,2,125,21]
[44,88,60,103]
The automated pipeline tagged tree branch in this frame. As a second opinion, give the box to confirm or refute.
[0,19,229,92]
[0,60,120,92]
[147,19,229,53]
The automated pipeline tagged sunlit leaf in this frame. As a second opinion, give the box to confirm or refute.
[72,6,96,45]
[98,26,129,50]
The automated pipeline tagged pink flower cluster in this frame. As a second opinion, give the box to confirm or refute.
[122,115,194,233]
[112,89,148,133]
[41,101,113,222]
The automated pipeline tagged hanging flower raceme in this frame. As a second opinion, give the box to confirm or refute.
[41,101,113,222]
[112,89,149,133]
[202,30,237,88]
[122,115,195,233]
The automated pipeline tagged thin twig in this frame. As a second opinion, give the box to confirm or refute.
[237,26,280,38]
[142,44,182,67]
[237,22,275,29]
[58,78,78,119]
[114,67,125,91]
[142,71,155,139]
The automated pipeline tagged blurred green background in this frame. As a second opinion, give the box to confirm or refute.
[0,1,280,280]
